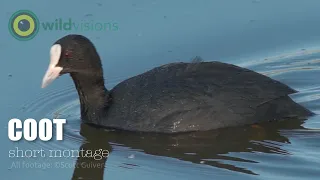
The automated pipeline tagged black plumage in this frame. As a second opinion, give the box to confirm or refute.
[42,34,314,133]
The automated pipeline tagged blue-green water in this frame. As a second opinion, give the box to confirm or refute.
[1,0,320,179]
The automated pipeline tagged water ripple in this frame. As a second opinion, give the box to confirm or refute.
[12,48,320,179]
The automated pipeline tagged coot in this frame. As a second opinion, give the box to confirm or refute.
[41,34,314,133]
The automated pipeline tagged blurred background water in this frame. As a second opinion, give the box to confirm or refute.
[1,0,320,179]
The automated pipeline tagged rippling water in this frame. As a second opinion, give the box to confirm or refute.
[4,49,320,180]
[2,1,320,180]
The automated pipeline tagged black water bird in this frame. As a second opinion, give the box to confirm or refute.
[41,34,314,133]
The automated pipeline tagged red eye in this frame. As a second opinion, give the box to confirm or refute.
[65,50,71,58]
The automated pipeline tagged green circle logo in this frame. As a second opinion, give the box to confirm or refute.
[8,10,39,41]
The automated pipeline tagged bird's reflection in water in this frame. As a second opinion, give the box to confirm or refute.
[71,119,306,180]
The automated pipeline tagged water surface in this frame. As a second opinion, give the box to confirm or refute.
[1,0,320,180]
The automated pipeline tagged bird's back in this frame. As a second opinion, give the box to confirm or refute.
[102,61,310,133]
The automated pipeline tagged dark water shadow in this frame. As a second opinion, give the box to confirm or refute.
[71,119,307,180]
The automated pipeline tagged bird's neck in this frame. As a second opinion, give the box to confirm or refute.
[70,73,111,124]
